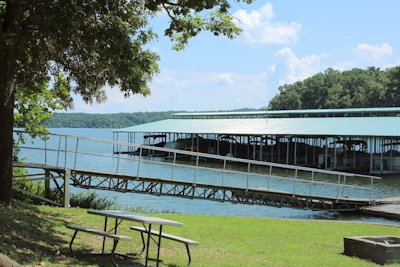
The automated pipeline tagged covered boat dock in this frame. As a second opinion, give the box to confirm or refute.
[113,107,400,175]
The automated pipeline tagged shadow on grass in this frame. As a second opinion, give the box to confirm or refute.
[66,253,144,267]
[0,201,144,266]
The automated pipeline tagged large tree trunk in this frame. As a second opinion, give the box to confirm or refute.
[0,0,21,206]
[0,85,15,206]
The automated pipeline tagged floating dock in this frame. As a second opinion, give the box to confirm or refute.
[114,107,400,175]
[360,197,400,220]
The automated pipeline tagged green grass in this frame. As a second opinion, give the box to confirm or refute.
[1,201,400,266]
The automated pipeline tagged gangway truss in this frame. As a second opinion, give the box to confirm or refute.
[13,130,381,211]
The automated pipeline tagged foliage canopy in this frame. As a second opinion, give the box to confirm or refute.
[0,0,253,205]
[268,67,400,110]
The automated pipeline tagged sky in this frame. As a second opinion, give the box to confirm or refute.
[71,0,400,113]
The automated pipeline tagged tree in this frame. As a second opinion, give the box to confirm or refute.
[268,67,400,110]
[386,66,400,106]
[269,85,301,110]
[15,74,72,136]
[0,0,253,205]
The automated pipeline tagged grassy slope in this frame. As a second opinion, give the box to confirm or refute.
[1,201,400,267]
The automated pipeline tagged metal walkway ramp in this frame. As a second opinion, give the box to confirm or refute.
[13,131,380,211]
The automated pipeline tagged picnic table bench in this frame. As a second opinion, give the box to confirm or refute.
[66,210,198,267]
[130,226,199,267]
[66,224,132,266]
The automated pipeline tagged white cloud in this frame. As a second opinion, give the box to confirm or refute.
[335,42,394,70]
[267,64,277,75]
[233,3,301,45]
[274,47,326,85]
[354,43,393,62]
[213,73,235,85]
[71,68,276,113]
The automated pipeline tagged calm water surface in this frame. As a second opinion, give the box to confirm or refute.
[19,128,400,224]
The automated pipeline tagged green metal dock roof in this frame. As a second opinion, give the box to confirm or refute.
[115,116,400,137]
[172,107,400,119]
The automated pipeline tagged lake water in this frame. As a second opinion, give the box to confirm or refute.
[18,128,400,224]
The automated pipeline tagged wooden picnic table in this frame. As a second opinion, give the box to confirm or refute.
[87,210,183,267]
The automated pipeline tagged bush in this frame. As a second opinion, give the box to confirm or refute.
[13,168,116,209]
[12,168,60,203]
[70,191,116,210]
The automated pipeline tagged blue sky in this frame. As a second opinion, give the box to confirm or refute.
[72,0,400,113]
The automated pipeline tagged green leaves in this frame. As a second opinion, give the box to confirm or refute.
[2,0,253,135]
[268,67,400,110]
[14,73,72,137]
[1,0,251,108]
[160,0,248,50]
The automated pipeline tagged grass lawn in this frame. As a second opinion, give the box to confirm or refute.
[1,200,400,266]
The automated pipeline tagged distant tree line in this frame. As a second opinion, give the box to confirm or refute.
[43,108,260,128]
[268,67,400,110]
[43,111,176,128]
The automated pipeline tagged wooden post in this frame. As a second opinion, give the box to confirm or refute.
[64,169,71,208]
[45,169,50,199]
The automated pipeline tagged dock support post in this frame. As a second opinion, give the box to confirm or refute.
[197,135,199,155]
[64,169,71,208]
[247,136,250,159]
[333,138,337,168]
[294,137,297,165]
[253,136,256,160]
[380,139,384,174]
[305,138,308,165]
[312,138,315,166]
[369,138,373,173]
[325,138,328,169]
[271,136,274,163]
[353,137,356,169]
[390,139,393,170]
[217,134,220,155]
[286,137,289,165]
[278,137,281,164]
[45,169,50,199]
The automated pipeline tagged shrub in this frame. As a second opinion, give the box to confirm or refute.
[70,191,116,210]
[12,168,60,203]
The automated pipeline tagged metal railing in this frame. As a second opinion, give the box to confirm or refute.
[14,130,381,200]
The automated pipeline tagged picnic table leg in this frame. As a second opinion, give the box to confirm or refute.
[69,230,78,253]
[110,239,119,267]
[185,244,192,267]
[113,218,118,250]
[156,225,163,267]
[144,224,152,267]
[135,232,146,256]
[102,216,108,254]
